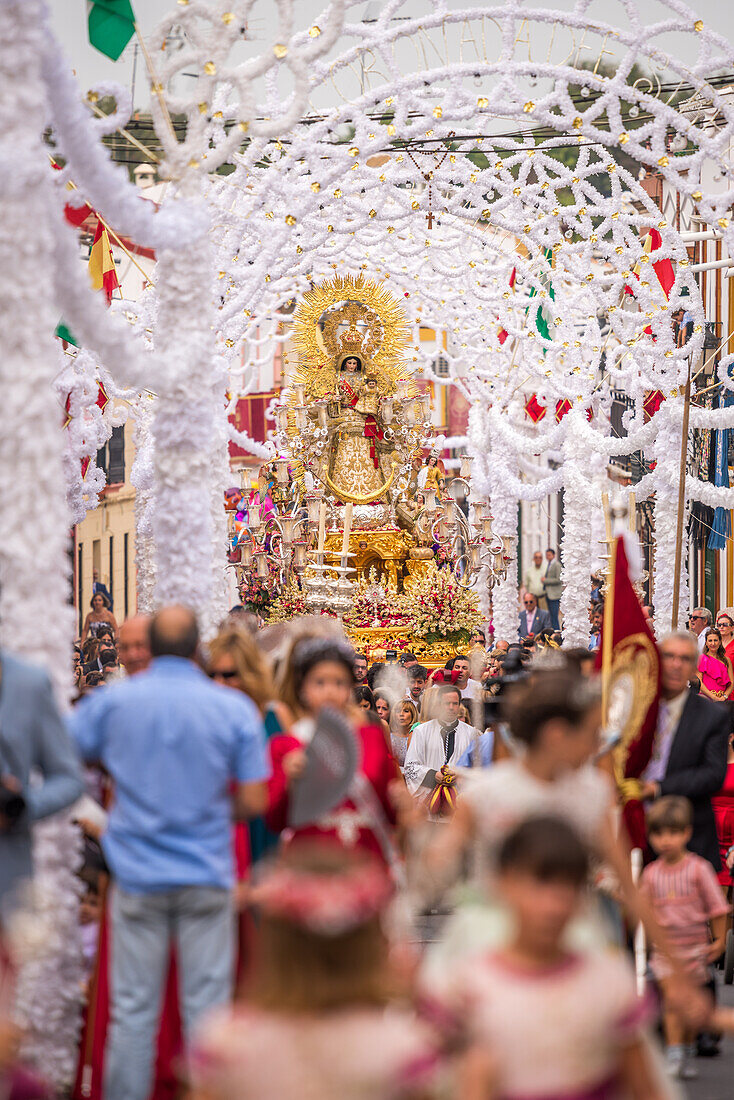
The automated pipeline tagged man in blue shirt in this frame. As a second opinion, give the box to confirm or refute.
[69,605,269,1100]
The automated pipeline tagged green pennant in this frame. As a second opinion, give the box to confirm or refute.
[87,1,136,61]
[55,320,80,348]
[534,304,551,344]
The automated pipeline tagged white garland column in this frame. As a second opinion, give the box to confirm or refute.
[206,354,235,635]
[483,406,520,643]
[650,399,689,636]
[559,410,596,646]
[131,394,156,613]
[0,2,81,1088]
[150,205,224,629]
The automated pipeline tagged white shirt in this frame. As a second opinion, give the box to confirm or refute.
[462,758,613,864]
[697,630,707,653]
[403,719,477,795]
[461,678,482,701]
[525,610,536,635]
[524,564,546,598]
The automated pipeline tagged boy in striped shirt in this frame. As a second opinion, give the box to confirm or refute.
[640,796,728,1079]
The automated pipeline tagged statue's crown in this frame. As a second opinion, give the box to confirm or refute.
[337,325,368,357]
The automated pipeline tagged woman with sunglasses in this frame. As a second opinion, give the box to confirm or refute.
[206,629,292,868]
[716,611,734,666]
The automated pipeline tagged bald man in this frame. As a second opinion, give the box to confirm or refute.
[117,614,151,676]
[69,605,270,1100]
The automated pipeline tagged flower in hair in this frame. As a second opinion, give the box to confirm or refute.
[251,861,393,936]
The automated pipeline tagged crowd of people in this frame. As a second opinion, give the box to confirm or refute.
[2,583,734,1099]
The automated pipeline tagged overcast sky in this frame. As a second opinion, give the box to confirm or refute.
[49,0,734,109]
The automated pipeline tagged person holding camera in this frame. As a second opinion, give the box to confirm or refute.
[0,651,83,912]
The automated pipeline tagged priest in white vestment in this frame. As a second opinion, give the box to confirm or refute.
[403,683,477,799]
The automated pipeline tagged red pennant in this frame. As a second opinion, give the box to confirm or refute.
[555,399,572,422]
[524,394,546,423]
[643,390,664,420]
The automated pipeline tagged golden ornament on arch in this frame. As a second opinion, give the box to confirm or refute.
[204,61,216,75]
[273,43,288,59]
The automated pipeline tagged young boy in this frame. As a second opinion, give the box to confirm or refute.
[640,795,728,1079]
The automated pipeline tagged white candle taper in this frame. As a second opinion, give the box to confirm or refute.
[341,502,353,558]
[317,500,326,554]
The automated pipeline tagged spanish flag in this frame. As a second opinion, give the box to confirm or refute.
[88,221,120,304]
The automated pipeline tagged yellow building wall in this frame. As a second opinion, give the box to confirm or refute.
[74,417,137,635]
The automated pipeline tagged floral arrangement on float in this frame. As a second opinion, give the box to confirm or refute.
[402,562,481,647]
[238,564,277,617]
[265,580,308,624]
[342,575,414,632]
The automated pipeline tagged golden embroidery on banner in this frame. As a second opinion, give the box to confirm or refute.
[608,632,659,802]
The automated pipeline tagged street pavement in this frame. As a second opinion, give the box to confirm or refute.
[687,975,733,1100]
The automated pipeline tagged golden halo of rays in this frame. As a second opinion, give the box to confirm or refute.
[288,273,415,403]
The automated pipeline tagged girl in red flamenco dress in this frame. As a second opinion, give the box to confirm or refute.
[266,635,402,871]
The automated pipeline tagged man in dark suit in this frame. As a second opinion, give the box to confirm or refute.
[518,593,552,642]
[639,631,729,869]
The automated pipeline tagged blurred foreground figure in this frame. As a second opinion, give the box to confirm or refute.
[0,940,50,1098]
[0,651,82,911]
[69,606,269,1100]
[431,817,670,1100]
[189,844,442,1100]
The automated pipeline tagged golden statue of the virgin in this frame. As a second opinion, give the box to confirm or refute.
[287,274,416,506]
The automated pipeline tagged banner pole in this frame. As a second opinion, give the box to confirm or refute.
[601,535,617,727]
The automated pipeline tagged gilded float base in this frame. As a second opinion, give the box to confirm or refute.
[344,625,460,669]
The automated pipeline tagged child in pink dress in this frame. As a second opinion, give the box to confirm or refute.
[189,844,443,1100]
[639,796,728,1079]
[431,816,668,1100]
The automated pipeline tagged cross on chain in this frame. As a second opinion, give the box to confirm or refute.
[407,133,455,230]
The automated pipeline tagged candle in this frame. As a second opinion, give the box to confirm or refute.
[601,491,612,543]
[317,500,326,553]
[341,502,353,558]
[628,490,636,533]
